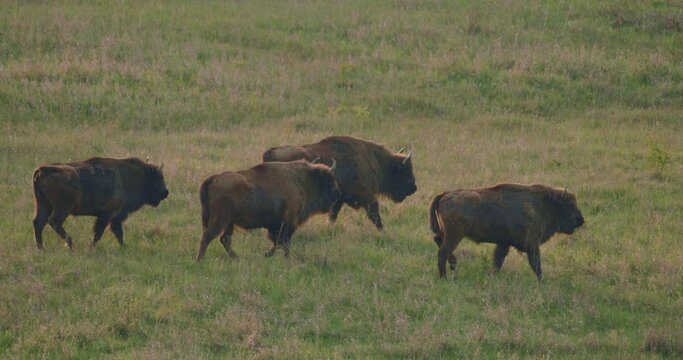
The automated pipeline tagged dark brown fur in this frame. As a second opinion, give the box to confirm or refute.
[429,183,584,280]
[262,136,417,230]
[32,157,169,249]
[196,160,340,260]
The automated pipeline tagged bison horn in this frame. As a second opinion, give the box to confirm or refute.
[159,163,164,171]
[311,157,320,164]
[402,152,411,165]
[398,147,405,154]
[146,156,150,163]
[562,188,567,196]
[329,158,337,171]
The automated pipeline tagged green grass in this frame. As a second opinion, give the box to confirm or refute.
[1,0,681,358]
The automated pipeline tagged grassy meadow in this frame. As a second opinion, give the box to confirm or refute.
[1,0,682,358]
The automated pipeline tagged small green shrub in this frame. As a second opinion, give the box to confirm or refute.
[647,140,671,178]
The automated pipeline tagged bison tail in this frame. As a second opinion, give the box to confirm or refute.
[199,176,214,229]
[32,168,48,203]
[429,192,446,235]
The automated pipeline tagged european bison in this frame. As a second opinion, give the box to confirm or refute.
[32,157,169,249]
[429,183,584,280]
[196,160,340,261]
[262,136,417,230]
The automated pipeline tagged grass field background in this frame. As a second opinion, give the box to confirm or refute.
[1,0,681,358]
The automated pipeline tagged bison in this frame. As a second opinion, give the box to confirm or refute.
[429,183,584,280]
[196,159,340,261]
[262,136,417,231]
[32,157,169,249]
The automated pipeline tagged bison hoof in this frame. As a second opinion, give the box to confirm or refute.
[264,249,275,257]
[449,263,456,271]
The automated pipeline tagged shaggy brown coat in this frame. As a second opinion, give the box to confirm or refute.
[32,157,169,249]
[429,183,584,280]
[262,136,417,230]
[196,160,340,260]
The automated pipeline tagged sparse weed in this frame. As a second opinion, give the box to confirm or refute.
[338,62,356,88]
[648,140,671,179]
[644,328,683,358]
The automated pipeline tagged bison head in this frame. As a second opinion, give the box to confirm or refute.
[310,160,341,211]
[385,150,417,202]
[145,165,169,207]
[549,188,584,234]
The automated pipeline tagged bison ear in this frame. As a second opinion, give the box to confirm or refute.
[311,167,332,182]
[393,153,411,168]
[549,188,570,204]
[144,165,160,177]
[402,151,411,165]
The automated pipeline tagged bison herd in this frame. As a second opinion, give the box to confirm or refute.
[32,136,584,280]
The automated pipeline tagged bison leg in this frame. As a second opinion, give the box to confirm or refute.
[265,227,277,257]
[492,245,510,273]
[265,223,293,257]
[110,214,128,247]
[197,222,222,261]
[264,230,283,257]
[219,225,238,259]
[280,224,295,257]
[48,206,73,249]
[433,235,457,271]
[329,200,344,223]
[365,200,383,231]
[280,230,293,257]
[526,246,543,281]
[90,215,111,249]
[33,202,52,250]
[438,232,463,278]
